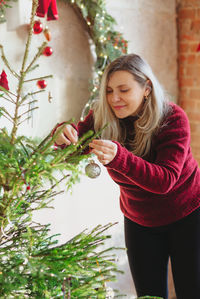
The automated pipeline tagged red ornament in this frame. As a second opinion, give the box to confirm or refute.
[0,70,9,90]
[197,43,200,52]
[43,46,53,56]
[37,80,47,89]
[26,185,31,191]
[33,20,43,34]
[43,26,51,41]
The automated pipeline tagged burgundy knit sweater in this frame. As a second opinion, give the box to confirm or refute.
[71,102,200,227]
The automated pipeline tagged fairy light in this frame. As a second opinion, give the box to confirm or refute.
[2,256,8,262]
[23,258,28,265]
[87,20,91,26]
[1,225,8,238]
[99,36,104,43]
[99,18,104,24]
[99,36,106,43]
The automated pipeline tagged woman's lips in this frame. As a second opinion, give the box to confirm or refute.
[113,105,126,110]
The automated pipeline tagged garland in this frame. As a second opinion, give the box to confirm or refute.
[1,0,128,114]
[0,0,16,23]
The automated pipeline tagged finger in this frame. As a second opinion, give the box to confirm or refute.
[71,127,78,141]
[63,126,78,144]
[98,153,110,165]
[58,133,71,145]
[89,142,105,152]
[90,149,104,160]
[90,139,114,149]
[101,159,109,165]
[91,150,109,164]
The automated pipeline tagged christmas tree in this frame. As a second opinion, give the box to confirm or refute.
[0,1,165,298]
[0,0,123,297]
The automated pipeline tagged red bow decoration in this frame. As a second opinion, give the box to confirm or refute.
[0,70,9,91]
[36,0,58,21]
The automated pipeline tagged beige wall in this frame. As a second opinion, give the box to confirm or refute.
[106,0,178,101]
[0,1,177,298]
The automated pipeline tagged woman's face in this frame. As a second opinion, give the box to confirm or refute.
[106,70,148,119]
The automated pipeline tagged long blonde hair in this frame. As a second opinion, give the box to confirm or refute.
[93,54,170,157]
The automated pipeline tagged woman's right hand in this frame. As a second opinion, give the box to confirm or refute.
[54,124,78,146]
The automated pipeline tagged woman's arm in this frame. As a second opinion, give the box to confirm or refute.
[90,105,192,194]
[52,110,94,147]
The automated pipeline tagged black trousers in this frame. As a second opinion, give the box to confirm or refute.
[124,207,200,299]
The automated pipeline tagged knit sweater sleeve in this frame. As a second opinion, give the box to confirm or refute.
[105,104,191,194]
[77,110,94,136]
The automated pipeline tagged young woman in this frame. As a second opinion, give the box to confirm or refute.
[54,54,200,299]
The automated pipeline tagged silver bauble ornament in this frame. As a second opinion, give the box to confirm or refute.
[85,160,101,178]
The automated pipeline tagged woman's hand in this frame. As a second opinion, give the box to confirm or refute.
[54,124,78,146]
[89,139,117,165]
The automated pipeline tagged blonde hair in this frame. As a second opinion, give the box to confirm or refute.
[93,54,170,157]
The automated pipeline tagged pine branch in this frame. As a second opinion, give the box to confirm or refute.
[27,63,39,73]
[19,90,44,105]
[17,106,39,119]
[0,112,14,124]
[24,74,53,82]
[18,116,32,126]
[25,42,47,74]
[0,85,17,98]
[0,107,13,121]
[0,95,15,104]
[0,45,20,79]
[20,99,38,107]
[10,0,39,144]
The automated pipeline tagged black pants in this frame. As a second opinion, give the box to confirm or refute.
[124,207,200,299]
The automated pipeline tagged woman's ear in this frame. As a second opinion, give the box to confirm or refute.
[145,80,152,97]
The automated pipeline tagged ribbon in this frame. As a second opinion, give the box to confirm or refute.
[36,0,58,21]
[0,70,9,90]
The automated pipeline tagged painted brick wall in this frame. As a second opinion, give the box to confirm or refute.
[177,0,200,164]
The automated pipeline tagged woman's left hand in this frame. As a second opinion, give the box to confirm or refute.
[89,139,118,165]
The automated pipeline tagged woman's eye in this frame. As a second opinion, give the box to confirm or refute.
[106,90,113,94]
[120,89,129,93]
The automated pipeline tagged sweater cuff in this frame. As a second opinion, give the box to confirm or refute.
[105,141,126,170]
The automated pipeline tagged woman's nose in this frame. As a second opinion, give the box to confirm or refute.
[111,92,120,102]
